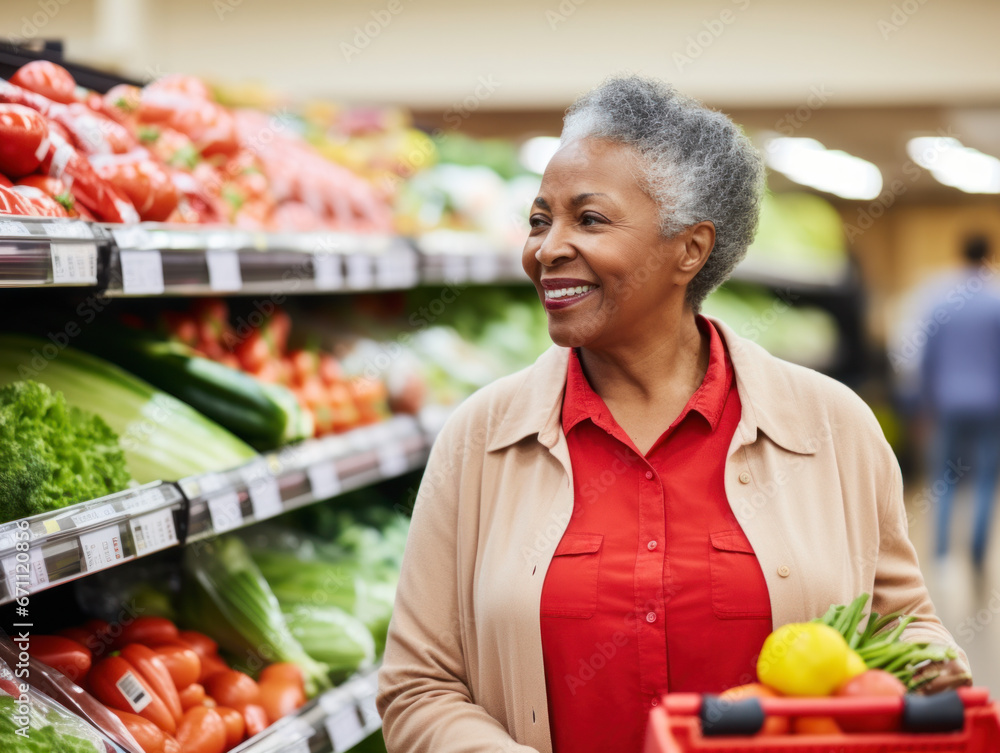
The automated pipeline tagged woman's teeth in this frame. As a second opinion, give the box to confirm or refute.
[544,285,597,300]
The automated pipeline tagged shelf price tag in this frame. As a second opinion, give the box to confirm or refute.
[307,462,341,501]
[2,548,49,595]
[43,222,93,239]
[0,220,30,236]
[325,706,365,751]
[69,504,117,529]
[120,487,168,513]
[345,255,374,289]
[313,253,343,290]
[120,250,164,294]
[241,461,283,521]
[206,250,243,291]
[377,443,409,478]
[51,243,98,284]
[79,525,129,573]
[130,508,178,556]
[207,492,243,534]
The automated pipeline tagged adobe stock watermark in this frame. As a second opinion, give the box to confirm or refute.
[341,0,412,62]
[888,260,998,371]
[673,0,751,72]
[955,590,1000,644]
[4,0,71,50]
[844,127,957,242]
[770,86,833,139]
[547,0,587,30]
[877,0,931,40]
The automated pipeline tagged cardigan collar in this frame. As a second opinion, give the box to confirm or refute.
[485,316,821,457]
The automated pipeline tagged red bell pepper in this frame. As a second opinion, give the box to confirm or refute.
[26,635,91,682]
[89,655,177,734]
[120,643,184,724]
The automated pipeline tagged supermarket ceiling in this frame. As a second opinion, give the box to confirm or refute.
[3,0,997,109]
[2,0,997,203]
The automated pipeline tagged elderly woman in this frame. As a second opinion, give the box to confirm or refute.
[377,76,970,753]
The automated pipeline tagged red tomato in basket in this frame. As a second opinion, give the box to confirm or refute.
[834,669,906,733]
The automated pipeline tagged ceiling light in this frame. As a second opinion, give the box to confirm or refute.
[906,137,1000,194]
[763,137,883,200]
[519,137,561,175]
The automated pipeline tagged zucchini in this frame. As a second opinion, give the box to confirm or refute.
[0,334,256,483]
[77,332,313,451]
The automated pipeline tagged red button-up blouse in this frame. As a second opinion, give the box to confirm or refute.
[539,317,773,753]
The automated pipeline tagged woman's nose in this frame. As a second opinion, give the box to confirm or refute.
[535,222,577,266]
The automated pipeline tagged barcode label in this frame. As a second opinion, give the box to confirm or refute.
[207,492,243,533]
[206,250,243,292]
[120,250,164,294]
[51,243,97,283]
[325,706,365,750]
[130,508,178,556]
[116,670,152,713]
[313,253,343,290]
[70,504,116,528]
[120,487,167,512]
[307,462,341,501]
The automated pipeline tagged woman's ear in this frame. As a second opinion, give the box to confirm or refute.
[676,221,716,281]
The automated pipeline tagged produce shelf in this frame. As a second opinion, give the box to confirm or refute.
[0,481,186,604]
[0,216,106,288]
[0,413,442,607]
[231,665,382,753]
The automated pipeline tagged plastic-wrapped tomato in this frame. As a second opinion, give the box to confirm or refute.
[10,184,70,217]
[90,151,179,221]
[10,61,77,104]
[0,184,32,215]
[0,104,50,178]
[147,74,213,101]
[17,175,75,213]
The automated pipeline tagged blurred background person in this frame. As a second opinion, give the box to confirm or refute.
[917,235,1000,573]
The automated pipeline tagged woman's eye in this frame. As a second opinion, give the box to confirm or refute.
[580,214,602,226]
[529,215,549,228]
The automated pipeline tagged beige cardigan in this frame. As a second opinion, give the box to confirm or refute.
[378,317,968,753]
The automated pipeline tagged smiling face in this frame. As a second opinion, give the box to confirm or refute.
[522,137,713,351]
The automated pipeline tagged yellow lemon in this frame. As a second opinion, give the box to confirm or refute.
[757,623,851,696]
[845,649,868,680]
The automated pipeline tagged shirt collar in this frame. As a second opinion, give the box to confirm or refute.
[485,315,820,456]
[561,316,733,436]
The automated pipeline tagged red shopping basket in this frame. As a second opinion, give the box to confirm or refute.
[644,687,1000,752]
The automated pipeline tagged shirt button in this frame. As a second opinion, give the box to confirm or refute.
[645,470,653,480]
[647,540,657,551]
[738,471,751,484]
[778,565,791,577]
[646,611,657,623]
[651,697,659,707]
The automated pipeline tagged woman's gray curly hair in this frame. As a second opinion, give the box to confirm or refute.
[560,75,765,311]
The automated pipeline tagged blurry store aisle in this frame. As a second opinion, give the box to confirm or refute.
[907,485,1000,695]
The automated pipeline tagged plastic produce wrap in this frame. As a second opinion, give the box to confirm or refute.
[0,630,139,753]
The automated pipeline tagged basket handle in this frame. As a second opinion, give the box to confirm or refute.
[697,690,968,736]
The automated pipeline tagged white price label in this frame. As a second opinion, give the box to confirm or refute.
[0,220,31,236]
[130,508,178,556]
[443,254,468,283]
[2,548,49,596]
[345,254,374,289]
[206,250,243,291]
[307,462,341,501]
[207,492,243,533]
[51,243,97,283]
[377,443,409,477]
[43,222,93,239]
[325,706,365,750]
[120,250,164,294]
[116,670,152,713]
[358,692,380,727]
[79,525,129,573]
[313,253,343,290]
[121,487,168,512]
[245,473,282,520]
[70,504,117,528]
